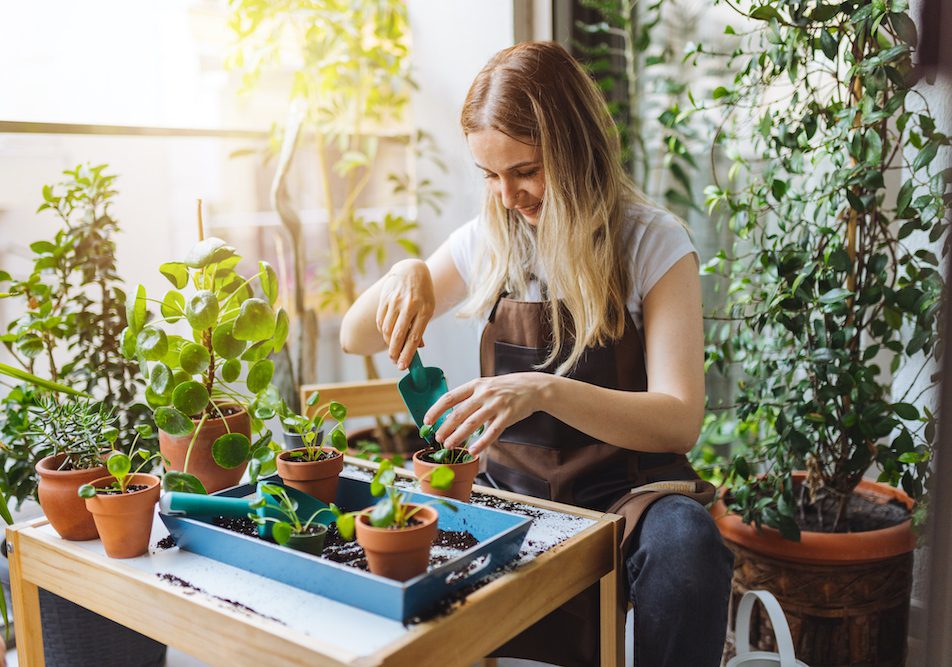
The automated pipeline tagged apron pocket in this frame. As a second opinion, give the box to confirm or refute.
[486,458,552,499]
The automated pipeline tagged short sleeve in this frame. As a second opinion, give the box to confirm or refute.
[446,216,481,287]
[634,212,697,298]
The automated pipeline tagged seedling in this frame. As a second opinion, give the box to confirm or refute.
[248,482,337,546]
[335,460,457,540]
[418,424,477,465]
[77,425,165,497]
[270,391,349,462]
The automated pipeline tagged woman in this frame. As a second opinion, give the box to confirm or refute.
[341,41,733,666]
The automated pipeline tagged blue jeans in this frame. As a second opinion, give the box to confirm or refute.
[626,494,735,667]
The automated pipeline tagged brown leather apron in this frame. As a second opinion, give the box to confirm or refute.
[480,294,714,666]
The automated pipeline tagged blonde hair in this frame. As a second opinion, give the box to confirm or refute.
[460,41,650,375]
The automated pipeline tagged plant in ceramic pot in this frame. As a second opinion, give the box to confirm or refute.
[246,482,337,556]
[335,460,456,581]
[271,392,349,504]
[700,0,950,663]
[78,448,162,559]
[413,424,478,502]
[127,234,286,494]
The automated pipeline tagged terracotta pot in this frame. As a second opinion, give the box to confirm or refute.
[275,447,344,504]
[413,448,480,502]
[84,473,161,558]
[356,504,438,581]
[714,473,916,667]
[159,404,251,493]
[36,453,108,540]
[284,524,328,556]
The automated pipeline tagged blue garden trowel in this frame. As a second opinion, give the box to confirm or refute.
[398,351,451,443]
[158,482,330,540]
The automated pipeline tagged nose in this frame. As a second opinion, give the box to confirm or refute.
[496,177,520,210]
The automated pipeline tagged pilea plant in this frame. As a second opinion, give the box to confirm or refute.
[271,391,349,461]
[335,460,455,540]
[418,424,475,465]
[77,447,162,498]
[702,0,950,537]
[126,235,286,491]
[247,482,337,546]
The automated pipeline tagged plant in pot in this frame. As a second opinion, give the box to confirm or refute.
[78,447,163,559]
[270,392,349,504]
[413,424,478,502]
[701,0,949,663]
[246,482,337,556]
[127,233,286,494]
[335,460,456,581]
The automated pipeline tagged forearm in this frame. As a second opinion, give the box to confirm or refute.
[537,373,703,454]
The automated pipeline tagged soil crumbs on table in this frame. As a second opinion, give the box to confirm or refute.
[155,534,177,550]
[156,572,283,623]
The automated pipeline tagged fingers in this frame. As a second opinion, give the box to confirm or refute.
[397,316,429,370]
[388,308,415,367]
[468,417,505,456]
[441,406,494,449]
[424,381,475,425]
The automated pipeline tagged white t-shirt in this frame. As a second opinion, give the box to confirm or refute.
[446,203,697,334]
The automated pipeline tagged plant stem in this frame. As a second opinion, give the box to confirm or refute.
[182,412,209,475]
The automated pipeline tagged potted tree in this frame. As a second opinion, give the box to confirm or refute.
[412,424,478,502]
[272,392,349,504]
[127,232,285,494]
[335,460,456,581]
[702,0,950,664]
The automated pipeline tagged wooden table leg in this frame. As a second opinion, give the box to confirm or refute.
[600,516,626,667]
[7,528,44,667]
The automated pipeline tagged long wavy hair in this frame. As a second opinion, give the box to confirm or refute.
[459,41,649,375]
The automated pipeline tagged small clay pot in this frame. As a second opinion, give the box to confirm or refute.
[159,403,250,493]
[284,524,328,556]
[36,453,108,540]
[83,473,161,558]
[355,504,438,581]
[276,447,344,504]
[282,429,324,450]
[413,448,480,502]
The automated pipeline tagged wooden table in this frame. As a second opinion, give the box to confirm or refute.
[7,462,626,667]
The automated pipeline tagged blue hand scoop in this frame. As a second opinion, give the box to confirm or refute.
[397,351,450,442]
[159,482,331,540]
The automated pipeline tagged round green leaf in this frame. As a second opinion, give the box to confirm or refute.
[185,238,237,269]
[125,284,146,335]
[233,298,276,341]
[259,261,279,305]
[271,521,292,545]
[336,513,355,540]
[120,326,136,359]
[180,343,211,374]
[78,484,97,499]
[185,290,220,331]
[136,327,168,361]
[161,335,187,367]
[429,465,456,491]
[107,453,131,481]
[161,290,185,323]
[150,362,173,395]
[172,369,192,386]
[162,471,207,494]
[159,262,189,289]
[172,381,209,416]
[135,424,156,439]
[212,321,247,359]
[211,433,250,469]
[240,340,273,363]
[155,406,194,436]
[221,358,241,383]
[247,359,274,394]
[145,385,171,409]
[273,308,289,353]
[328,401,347,422]
[330,427,347,452]
[369,497,396,528]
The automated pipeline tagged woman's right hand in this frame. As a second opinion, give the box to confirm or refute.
[376,259,435,370]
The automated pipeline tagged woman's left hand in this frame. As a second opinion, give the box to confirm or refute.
[423,372,547,455]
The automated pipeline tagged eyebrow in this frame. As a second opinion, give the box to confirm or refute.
[474,160,540,173]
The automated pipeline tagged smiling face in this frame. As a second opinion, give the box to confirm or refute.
[467,129,544,224]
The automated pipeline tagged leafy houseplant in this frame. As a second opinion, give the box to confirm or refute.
[247,482,337,556]
[336,460,456,581]
[128,235,285,494]
[413,424,477,502]
[79,448,162,559]
[273,391,349,504]
[699,0,950,662]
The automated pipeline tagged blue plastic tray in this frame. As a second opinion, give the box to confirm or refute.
[159,472,531,622]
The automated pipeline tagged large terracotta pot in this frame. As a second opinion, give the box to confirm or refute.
[356,504,438,581]
[276,447,343,504]
[84,473,161,559]
[713,474,915,667]
[159,404,250,493]
[413,448,479,502]
[36,453,108,540]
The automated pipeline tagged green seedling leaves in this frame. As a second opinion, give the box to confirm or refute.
[233,298,276,341]
[273,308,289,353]
[161,290,185,322]
[306,391,320,407]
[155,407,194,436]
[419,424,434,442]
[328,401,347,421]
[212,321,246,359]
[77,484,97,499]
[247,359,274,393]
[330,427,348,452]
[248,446,277,482]
[107,452,131,482]
[186,290,220,330]
[429,465,455,490]
[369,496,396,528]
[221,358,241,383]
[102,426,120,446]
[135,424,156,440]
[179,342,211,374]
[260,261,279,305]
[137,327,168,361]
[272,521,293,545]
[159,262,189,289]
[185,238,237,269]
[212,433,251,469]
[172,381,209,416]
[336,512,355,540]
[162,471,207,494]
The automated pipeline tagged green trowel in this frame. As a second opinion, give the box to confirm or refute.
[398,351,450,443]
